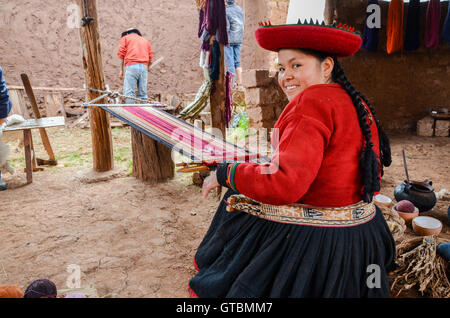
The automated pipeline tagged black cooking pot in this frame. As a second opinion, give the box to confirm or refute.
[394,180,437,212]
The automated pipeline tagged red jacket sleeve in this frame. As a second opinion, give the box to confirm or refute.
[117,37,127,60]
[233,94,334,205]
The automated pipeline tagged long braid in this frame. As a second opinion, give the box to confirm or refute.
[331,59,392,169]
[332,58,391,202]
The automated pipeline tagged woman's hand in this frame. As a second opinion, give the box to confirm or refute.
[202,171,220,199]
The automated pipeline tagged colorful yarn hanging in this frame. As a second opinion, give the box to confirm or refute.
[443,2,450,43]
[206,0,228,45]
[362,0,379,52]
[209,40,221,81]
[404,0,421,51]
[386,0,404,54]
[425,0,442,49]
[0,285,24,298]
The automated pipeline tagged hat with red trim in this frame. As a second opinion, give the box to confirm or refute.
[255,19,362,58]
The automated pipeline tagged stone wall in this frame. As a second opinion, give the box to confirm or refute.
[242,69,288,131]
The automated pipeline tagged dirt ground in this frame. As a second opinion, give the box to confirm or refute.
[0,126,449,298]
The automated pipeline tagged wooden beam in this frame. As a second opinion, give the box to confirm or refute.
[76,0,113,172]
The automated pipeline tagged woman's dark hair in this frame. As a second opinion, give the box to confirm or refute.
[121,28,142,38]
[300,48,392,203]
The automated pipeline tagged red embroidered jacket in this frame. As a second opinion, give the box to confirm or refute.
[232,83,380,207]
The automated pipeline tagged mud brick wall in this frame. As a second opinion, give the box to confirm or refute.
[242,69,289,131]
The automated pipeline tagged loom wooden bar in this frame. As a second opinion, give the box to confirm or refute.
[8,85,85,92]
[21,73,57,164]
[76,0,113,172]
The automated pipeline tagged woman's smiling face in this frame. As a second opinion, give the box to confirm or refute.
[277,49,334,101]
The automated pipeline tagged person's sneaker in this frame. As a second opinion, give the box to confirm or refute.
[0,179,7,191]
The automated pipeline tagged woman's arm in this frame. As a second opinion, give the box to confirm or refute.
[216,93,336,205]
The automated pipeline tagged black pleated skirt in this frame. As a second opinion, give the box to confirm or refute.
[189,189,396,298]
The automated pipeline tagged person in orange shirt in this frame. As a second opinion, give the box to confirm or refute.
[117,28,154,104]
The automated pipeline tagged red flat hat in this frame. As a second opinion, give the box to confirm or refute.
[255,20,362,58]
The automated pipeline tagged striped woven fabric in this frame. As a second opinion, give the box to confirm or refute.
[102,105,269,164]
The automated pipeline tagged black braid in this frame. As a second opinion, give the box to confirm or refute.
[298,49,392,202]
[332,59,380,202]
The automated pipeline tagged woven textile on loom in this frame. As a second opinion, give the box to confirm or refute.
[101,105,269,164]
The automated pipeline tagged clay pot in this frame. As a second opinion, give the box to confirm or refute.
[412,216,442,236]
[394,180,437,212]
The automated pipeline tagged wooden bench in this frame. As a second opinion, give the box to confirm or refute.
[3,116,65,184]
[4,74,67,184]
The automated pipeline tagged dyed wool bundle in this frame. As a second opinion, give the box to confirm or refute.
[362,0,380,52]
[404,0,421,51]
[386,0,404,54]
[425,0,442,49]
[24,279,57,298]
[209,40,221,81]
[0,285,24,298]
[442,2,450,43]
[200,0,228,51]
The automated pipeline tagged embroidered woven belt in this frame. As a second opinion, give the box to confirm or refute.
[225,195,376,227]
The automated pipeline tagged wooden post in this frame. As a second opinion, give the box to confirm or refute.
[210,43,226,139]
[209,42,226,198]
[131,130,174,183]
[77,0,113,172]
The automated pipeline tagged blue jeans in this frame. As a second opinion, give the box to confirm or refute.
[123,64,148,104]
[224,44,242,76]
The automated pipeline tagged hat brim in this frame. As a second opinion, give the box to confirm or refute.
[255,25,362,58]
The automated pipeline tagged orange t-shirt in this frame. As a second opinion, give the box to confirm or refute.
[117,33,154,66]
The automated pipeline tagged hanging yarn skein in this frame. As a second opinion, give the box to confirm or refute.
[386,0,404,54]
[404,0,421,51]
[442,1,450,43]
[425,0,442,49]
[362,0,380,52]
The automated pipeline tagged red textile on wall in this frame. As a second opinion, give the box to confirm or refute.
[233,84,380,208]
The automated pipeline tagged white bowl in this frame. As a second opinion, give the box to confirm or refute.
[412,216,442,236]
[374,194,392,208]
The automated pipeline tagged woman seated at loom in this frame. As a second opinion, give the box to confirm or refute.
[189,20,395,298]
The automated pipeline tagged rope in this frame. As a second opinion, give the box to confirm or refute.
[83,86,168,108]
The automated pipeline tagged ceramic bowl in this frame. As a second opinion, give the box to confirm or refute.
[374,194,392,208]
[393,206,419,223]
[412,216,442,236]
